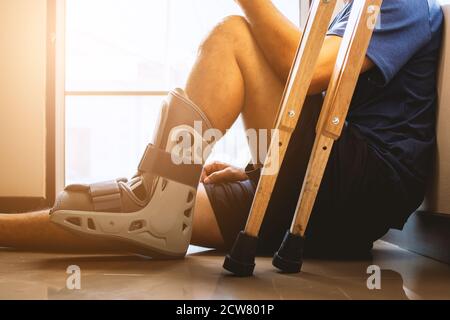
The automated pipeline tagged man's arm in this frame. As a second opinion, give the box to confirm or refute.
[236,0,374,94]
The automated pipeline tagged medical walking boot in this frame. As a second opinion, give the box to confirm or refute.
[50,89,214,258]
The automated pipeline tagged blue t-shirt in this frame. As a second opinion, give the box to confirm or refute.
[328,0,443,204]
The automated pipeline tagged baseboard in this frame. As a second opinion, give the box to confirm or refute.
[382,211,450,264]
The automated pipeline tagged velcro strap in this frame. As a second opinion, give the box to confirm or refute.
[138,144,203,188]
[90,180,123,212]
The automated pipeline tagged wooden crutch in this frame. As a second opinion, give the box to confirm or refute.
[223,0,338,277]
[272,0,383,273]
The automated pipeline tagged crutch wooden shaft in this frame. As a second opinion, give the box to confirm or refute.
[291,134,334,236]
[290,0,383,237]
[244,0,338,237]
[287,112,344,236]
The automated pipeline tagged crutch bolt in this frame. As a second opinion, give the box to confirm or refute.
[223,231,258,277]
[272,231,305,273]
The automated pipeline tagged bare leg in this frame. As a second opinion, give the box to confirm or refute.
[0,187,224,252]
[0,16,286,252]
[187,16,285,248]
[186,16,285,136]
[0,210,119,252]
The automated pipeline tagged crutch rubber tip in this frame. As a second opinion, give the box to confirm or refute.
[272,231,305,274]
[223,231,258,277]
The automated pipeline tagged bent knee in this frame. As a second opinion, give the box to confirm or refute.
[200,15,252,50]
[219,15,250,32]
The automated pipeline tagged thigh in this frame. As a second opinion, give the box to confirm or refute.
[231,19,287,163]
[202,178,257,250]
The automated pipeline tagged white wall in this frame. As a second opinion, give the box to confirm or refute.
[0,0,47,197]
[423,2,450,215]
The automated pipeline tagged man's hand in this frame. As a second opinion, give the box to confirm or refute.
[201,161,249,184]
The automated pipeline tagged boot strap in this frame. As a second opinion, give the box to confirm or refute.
[138,144,203,188]
[90,180,123,212]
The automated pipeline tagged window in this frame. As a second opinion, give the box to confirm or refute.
[63,0,300,186]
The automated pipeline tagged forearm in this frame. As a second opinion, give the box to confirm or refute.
[236,0,301,81]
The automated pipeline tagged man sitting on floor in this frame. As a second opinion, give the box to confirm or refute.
[0,0,443,258]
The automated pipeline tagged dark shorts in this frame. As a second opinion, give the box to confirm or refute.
[204,125,409,257]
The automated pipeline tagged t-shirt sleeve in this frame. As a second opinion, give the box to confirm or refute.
[327,0,432,84]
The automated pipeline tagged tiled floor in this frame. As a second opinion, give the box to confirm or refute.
[0,241,448,300]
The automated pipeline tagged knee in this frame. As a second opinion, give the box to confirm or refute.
[218,15,250,32]
[200,15,251,51]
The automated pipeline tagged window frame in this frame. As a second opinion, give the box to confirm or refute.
[55,0,303,195]
[0,0,57,212]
